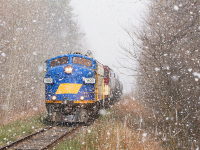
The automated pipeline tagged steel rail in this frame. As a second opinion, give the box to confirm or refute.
[40,125,81,150]
[0,124,82,150]
[0,126,53,150]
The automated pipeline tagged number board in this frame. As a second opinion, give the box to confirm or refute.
[44,78,53,84]
[84,78,95,84]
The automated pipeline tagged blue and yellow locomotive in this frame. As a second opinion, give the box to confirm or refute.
[44,52,105,123]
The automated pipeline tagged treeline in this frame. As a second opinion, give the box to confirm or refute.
[122,0,199,149]
[0,0,84,121]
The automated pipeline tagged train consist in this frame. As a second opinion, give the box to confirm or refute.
[43,51,123,123]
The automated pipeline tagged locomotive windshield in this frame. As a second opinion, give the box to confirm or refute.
[73,57,92,67]
[50,57,69,67]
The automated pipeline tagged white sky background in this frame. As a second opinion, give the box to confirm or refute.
[70,0,146,93]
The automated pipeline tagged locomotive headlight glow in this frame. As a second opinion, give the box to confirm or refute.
[64,66,73,74]
[52,96,57,101]
[80,96,84,101]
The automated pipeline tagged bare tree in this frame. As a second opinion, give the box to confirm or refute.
[0,0,85,122]
[120,0,200,149]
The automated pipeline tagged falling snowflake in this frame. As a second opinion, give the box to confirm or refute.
[174,5,179,10]
[38,65,43,72]
[33,107,38,111]
[164,53,168,56]
[171,75,179,81]
[142,133,147,137]
[1,52,6,57]
[193,72,200,79]
[99,109,106,115]
[61,31,67,39]
[155,67,160,71]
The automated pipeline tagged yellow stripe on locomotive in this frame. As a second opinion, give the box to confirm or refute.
[56,83,82,94]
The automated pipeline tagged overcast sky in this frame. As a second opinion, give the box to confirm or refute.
[70,0,146,93]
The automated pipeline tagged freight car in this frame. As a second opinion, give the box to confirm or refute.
[103,66,123,106]
[43,52,123,123]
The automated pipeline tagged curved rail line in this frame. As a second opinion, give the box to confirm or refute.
[0,125,81,150]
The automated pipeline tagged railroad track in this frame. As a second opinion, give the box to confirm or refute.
[0,124,81,150]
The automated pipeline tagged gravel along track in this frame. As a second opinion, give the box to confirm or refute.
[0,125,80,150]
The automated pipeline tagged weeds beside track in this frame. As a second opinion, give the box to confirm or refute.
[55,96,161,150]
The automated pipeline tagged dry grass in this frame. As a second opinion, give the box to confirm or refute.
[114,94,149,120]
[56,119,160,150]
[0,105,46,125]
[111,94,155,133]
[0,103,46,146]
[55,94,161,150]
[0,112,46,146]
[115,94,200,149]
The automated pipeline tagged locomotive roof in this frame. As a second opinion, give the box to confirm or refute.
[46,53,95,62]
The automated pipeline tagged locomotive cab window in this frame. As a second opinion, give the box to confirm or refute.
[50,57,69,67]
[73,57,92,67]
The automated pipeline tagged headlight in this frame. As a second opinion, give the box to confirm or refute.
[52,96,57,101]
[80,96,84,101]
[64,66,73,74]
[44,78,53,84]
